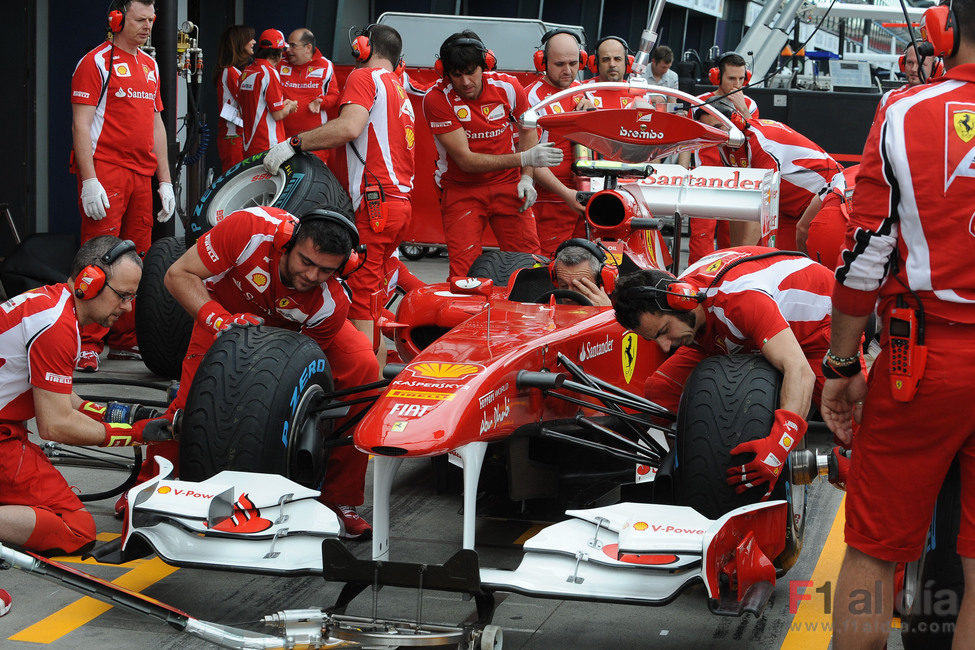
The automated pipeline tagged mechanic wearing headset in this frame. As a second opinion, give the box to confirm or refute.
[582,36,641,109]
[0,236,172,555]
[879,39,944,108]
[423,30,563,278]
[265,24,413,376]
[694,98,845,254]
[157,206,378,539]
[684,53,760,263]
[612,247,856,499]
[71,0,175,371]
[823,0,975,642]
[279,28,340,166]
[525,30,589,257]
[550,240,614,306]
[238,28,298,158]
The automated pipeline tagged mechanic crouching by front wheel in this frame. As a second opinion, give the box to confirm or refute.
[611,246,862,499]
[0,237,173,555]
[150,206,378,539]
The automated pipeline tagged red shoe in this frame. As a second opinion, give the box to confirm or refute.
[324,503,372,539]
[107,347,142,361]
[0,589,11,616]
[76,350,100,373]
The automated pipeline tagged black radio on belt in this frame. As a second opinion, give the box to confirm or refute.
[888,306,927,402]
[365,183,387,233]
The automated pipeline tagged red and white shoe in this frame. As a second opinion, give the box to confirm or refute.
[0,589,12,616]
[324,503,372,539]
[76,350,100,373]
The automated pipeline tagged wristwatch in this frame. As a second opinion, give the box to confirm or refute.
[289,135,302,151]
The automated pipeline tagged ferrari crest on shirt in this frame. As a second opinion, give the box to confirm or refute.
[945,103,975,190]
[453,105,471,121]
[307,67,324,78]
[481,104,506,121]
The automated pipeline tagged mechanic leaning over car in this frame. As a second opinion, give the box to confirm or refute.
[422,30,564,278]
[0,237,173,554]
[821,0,975,643]
[156,206,378,539]
[612,246,860,499]
[694,98,845,254]
[524,30,589,257]
[264,24,414,377]
[71,0,176,372]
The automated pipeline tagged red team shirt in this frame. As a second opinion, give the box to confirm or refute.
[525,78,582,199]
[423,71,530,187]
[681,247,833,355]
[0,285,79,426]
[238,59,288,156]
[217,66,242,139]
[331,67,416,208]
[71,41,163,175]
[581,78,644,110]
[279,51,339,136]
[196,207,350,347]
[694,91,759,167]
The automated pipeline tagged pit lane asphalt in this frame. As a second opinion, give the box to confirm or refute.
[1,252,903,649]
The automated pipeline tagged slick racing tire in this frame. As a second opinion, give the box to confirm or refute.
[398,243,431,261]
[186,151,353,246]
[179,325,334,488]
[135,236,193,379]
[901,460,963,650]
[674,354,806,572]
[467,250,547,285]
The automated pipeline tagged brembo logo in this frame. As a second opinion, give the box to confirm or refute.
[619,126,663,140]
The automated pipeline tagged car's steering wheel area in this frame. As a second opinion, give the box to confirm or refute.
[531,289,594,306]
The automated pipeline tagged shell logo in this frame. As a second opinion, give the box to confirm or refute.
[633,521,649,531]
[114,63,130,76]
[409,362,481,379]
[251,272,268,287]
[453,105,471,121]
[157,486,171,494]
[405,126,415,149]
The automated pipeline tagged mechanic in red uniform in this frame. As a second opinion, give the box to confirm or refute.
[525,29,588,257]
[822,0,975,641]
[423,30,564,278]
[581,36,639,109]
[238,29,297,158]
[0,236,171,554]
[879,40,944,110]
[804,164,859,269]
[264,24,414,376]
[161,206,378,538]
[280,28,339,166]
[612,247,850,498]
[696,99,845,253]
[213,25,255,172]
[71,0,175,370]
[685,53,760,262]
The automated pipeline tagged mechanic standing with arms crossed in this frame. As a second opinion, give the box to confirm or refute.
[525,29,589,257]
[0,237,172,555]
[264,24,414,376]
[160,206,378,539]
[822,0,975,644]
[423,31,563,278]
[71,0,176,371]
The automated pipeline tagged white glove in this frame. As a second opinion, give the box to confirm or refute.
[520,142,564,168]
[156,182,176,222]
[517,174,537,212]
[263,140,296,174]
[81,178,110,220]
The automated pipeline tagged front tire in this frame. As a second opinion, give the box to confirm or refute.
[179,325,334,487]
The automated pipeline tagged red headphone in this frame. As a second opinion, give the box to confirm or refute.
[107,0,126,33]
[899,41,947,78]
[74,239,137,300]
[623,278,704,312]
[352,24,405,74]
[549,238,617,291]
[533,29,587,73]
[272,209,363,277]
[922,3,959,58]
[435,36,497,77]
[708,53,752,86]
[694,99,749,132]
[586,36,634,75]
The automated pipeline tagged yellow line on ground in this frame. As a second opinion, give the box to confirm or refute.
[8,557,179,644]
[780,495,847,649]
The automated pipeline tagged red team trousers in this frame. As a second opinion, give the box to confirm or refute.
[345,197,412,320]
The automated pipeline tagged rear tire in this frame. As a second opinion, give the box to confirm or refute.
[187,151,353,246]
[179,325,334,487]
[674,354,805,571]
[467,251,547,285]
[135,236,193,379]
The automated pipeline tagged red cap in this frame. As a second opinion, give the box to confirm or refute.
[258,29,286,50]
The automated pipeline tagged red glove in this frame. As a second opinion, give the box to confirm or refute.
[197,300,263,335]
[101,416,175,447]
[725,409,808,499]
[79,400,106,422]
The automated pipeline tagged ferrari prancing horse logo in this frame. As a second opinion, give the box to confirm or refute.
[954,111,975,143]
[622,332,638,384]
